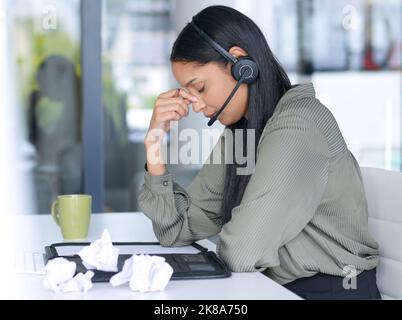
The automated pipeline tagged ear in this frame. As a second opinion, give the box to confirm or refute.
[228,46,249,59]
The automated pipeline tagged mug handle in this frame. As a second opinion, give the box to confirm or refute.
[51,199,60,226]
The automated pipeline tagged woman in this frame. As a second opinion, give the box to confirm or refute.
[138,5,381,300]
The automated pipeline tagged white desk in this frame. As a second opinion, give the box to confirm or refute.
[11,212,301,300]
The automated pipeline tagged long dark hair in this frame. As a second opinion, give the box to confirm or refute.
[170,5,291,224]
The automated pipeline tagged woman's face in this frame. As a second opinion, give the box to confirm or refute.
[171,59,249,126]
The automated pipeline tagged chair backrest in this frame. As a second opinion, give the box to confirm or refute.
[360,167,402,300]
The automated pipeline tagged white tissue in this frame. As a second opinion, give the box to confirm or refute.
[43,258,77,292]
[60,271,94,293]
[43,258,94,293]
[110,255,174,293]
[78,229,119,272]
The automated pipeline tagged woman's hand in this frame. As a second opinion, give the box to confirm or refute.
[144,88,197,176]
[144,88,198,146]
[178,86,206,113]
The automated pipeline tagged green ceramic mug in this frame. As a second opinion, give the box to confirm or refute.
[51,195,92,240]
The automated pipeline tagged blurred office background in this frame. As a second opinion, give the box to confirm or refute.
[1,0,401,215]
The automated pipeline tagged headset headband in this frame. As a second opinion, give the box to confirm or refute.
[190,20,238,65]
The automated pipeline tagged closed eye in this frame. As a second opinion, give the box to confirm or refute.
[193,82,205,93]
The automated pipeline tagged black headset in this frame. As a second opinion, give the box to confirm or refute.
[190,20,259,126]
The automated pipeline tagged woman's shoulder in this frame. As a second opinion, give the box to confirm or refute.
[270,84,334,129]
[259,83,348,157]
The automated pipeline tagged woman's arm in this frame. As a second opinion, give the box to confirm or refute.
[217,114,330,272]
[138,134,226,247]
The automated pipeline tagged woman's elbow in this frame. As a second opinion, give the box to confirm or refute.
[217,240,280,272]
[217,242,257,272]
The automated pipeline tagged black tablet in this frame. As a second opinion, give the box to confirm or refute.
[44,242,231,282]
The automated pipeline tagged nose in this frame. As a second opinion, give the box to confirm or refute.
[192,101,206,113]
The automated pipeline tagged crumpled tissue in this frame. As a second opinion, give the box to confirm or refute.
[110,254,174,293]
[44,231,174,293]
[43,257,94,293]
[61,271,94,293]
[78,229,119,272]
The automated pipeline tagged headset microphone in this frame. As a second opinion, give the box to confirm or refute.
[190,20,259,126]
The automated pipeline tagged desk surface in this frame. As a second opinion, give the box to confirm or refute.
[11,212,301,300]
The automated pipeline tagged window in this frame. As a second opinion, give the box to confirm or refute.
[12,0,82,214]
[244,0,402,170]
[102,0,176,212]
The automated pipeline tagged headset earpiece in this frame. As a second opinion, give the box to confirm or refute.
[231,57,259,84]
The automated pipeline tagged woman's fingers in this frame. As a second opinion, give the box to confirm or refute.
[179,87,206,112]
[158,88,180,99]
[184,87,207,112]
[156,103,188,118]
[147,85,206,138]
[146,89,187,142]
[178,87,199,103]
[155,97,189,116]
[155,108,182,122]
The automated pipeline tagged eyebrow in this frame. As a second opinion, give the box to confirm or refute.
[185,78,197,87]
